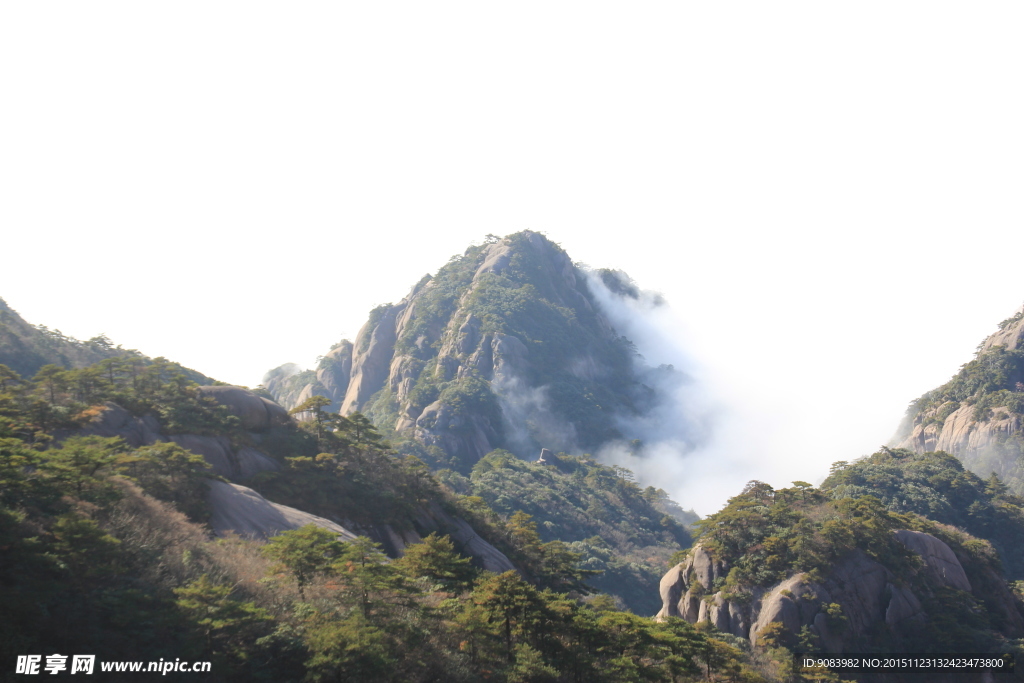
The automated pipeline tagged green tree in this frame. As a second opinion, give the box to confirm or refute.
[116,442,212,520]
[0,437,43,507]
[290,395,334,442]
[262,524,347,595]
[304,613,393,683]
[50,514,121,582]
[507,643,559,683]
[345,412,383,447]
[652,618,704,683]
[334,536,406,618]
[33,364,68,403]
[174,575,273,668]
[0,364,21,392]
[394,532,477,591]
[41,435,126,501]
[473,570,548,663]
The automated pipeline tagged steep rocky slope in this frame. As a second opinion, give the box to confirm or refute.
[893,305,1024,492]
[265,231,690,472]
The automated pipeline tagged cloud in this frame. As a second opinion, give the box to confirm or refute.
[584,269,762,516]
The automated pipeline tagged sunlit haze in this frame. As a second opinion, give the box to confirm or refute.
[3,3,1023,514]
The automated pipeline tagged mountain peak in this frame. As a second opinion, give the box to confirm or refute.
[979,304,1024,353]
[265,232,691,472]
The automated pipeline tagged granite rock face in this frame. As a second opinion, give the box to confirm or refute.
[66,389,288,482]
[346,501,517,574]
[64,402,164,447]
[892,304,1024,490]
[207,481,358,541]
[656,530,1003,651]
[894,529,971,592]
[197,385,291,432]
[895,402,1021,466]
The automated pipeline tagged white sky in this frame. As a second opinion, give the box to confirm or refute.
[2,3,1023,514]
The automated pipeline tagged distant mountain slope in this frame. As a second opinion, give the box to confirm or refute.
[0,297,215,387]
[0,297,122,376]
[265,231,694,472]
[893,305,1024,492]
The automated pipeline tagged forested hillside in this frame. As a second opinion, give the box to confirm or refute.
[0,314,769,681]
[439,449,694,614]
[0,297,126,378]
[823,447,1024,579]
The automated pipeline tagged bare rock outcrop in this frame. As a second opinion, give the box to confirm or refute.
[61,390,514,571]
[166,434,280,481]
[894,529,971,591]
[316,341,353,405]
[207,481,357,541]
[980,308,1024,352]
[198,385,291,432]
[64,390,286,482]
[892,304,1024,487]
[66,402,163,447]
[657,531,981,652]
[341,501,517,574]
[896,402,1020,461]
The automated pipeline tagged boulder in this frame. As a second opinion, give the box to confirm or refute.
[655,545,946,653]
[657,563,687,619]
[169,435,235,478]
[235,445,281,480]
[198,385,291,432]
[751,575,808,643]
[316,342,353,405]
[414,400,499,467]
[346,501,518,574]
[894,529,971,592]
[207,480,357,541]
[69,402,163,447]
[691,544,727,591]
[885,583,924,627]
[168,434,279,481]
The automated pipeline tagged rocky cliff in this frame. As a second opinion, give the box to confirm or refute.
[265,231,687,471]
[658,531,1023,652]
[657,476,1024,666]
[893,305,1024,492]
